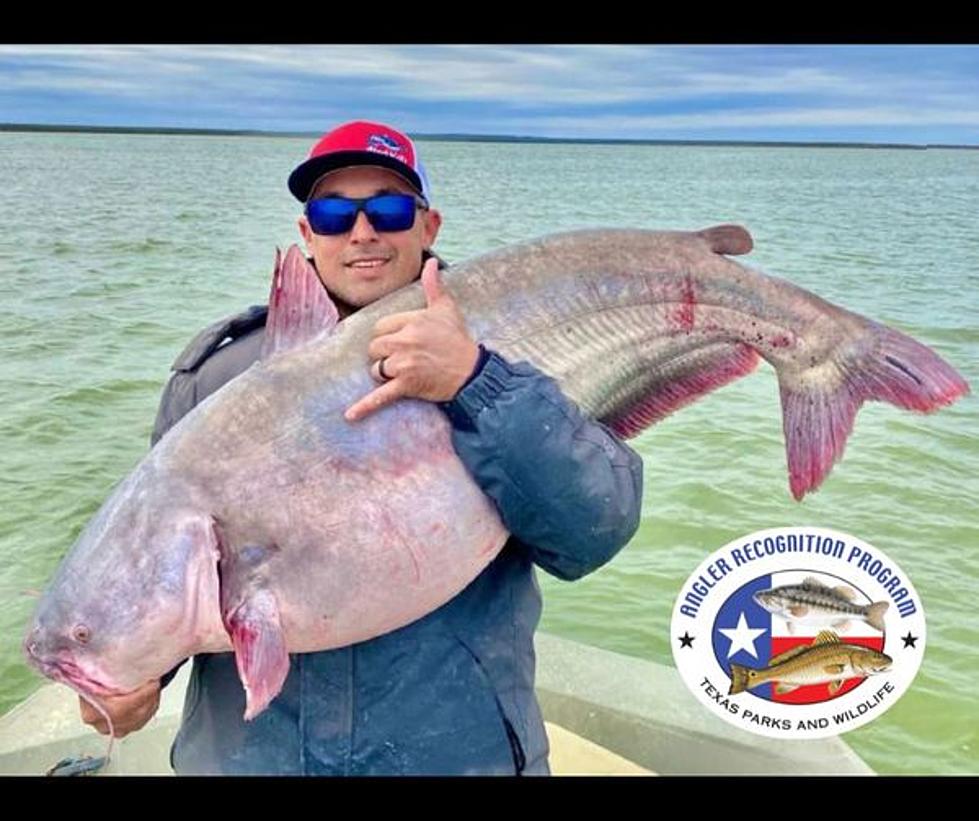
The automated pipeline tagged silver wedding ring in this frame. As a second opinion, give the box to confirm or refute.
[377,357,392,381]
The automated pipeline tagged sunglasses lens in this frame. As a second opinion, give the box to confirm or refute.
[306,194,419,235]
[306,198,358,235]
[364,194,418,232]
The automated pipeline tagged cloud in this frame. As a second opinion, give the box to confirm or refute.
[0,45,921,105]
[1,45,977,142]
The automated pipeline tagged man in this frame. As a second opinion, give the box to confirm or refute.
[80,120,643,775]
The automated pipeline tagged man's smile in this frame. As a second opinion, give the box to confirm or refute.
[347,257,391,269]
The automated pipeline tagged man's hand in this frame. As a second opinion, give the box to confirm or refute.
[79,678,161,738]
[345,257,479,422]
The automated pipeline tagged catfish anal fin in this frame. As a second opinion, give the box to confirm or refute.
[605,342,759,439]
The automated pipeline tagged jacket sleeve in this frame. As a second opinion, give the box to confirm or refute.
[439,347,644,581]
[151,370,198,447]
[151,304,268,447]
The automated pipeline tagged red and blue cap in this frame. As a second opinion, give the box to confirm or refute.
[288,120,432,205]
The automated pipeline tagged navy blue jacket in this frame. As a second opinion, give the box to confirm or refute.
[152,302,643,776]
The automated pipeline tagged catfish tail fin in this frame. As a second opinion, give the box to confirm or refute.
[780,321,969,500]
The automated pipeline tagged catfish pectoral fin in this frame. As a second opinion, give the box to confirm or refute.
[225,588,289,720]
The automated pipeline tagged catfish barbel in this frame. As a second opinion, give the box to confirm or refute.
[24,225,969,721]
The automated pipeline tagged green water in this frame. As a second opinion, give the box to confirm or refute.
[1,132,977,773]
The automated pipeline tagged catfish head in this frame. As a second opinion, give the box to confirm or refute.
[23,461,225,700]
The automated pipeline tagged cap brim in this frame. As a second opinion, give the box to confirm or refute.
[288,151,425,202]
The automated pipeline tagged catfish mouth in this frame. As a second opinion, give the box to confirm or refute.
[24,637,123,759]
[23,640,121,699]
[50,660,121,698]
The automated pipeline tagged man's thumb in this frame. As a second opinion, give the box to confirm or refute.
[421,256,446,307]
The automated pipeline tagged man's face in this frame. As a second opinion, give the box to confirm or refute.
[298,166,442,315]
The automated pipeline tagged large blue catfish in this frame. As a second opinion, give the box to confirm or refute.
[24,226,969,723]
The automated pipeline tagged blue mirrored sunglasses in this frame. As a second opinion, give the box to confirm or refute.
[305,193,427,236]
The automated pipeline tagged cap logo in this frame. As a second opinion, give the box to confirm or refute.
[367,133,408,161]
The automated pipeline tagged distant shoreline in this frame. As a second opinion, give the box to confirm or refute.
[2,122,976,151]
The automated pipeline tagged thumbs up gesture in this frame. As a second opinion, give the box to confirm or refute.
[345,257,480,422]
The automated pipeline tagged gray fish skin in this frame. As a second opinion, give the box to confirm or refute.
[23,226,968,719]
[753,578,889,632]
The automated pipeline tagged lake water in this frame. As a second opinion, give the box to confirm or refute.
[1,132,976,773]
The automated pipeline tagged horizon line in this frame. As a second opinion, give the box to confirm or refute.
[2,122,977,151]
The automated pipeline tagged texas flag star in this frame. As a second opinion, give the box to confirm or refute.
[719,612,767,659]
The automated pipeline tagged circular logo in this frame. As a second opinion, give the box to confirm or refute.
[671,527,926,739]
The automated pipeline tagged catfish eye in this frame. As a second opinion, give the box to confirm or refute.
[71,624,91,644]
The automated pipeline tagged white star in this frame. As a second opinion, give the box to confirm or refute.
[718,612,767,659]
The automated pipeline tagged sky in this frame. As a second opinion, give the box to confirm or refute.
[2,45,977,145]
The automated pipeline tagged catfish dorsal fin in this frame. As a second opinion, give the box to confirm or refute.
[260,245,340,359]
